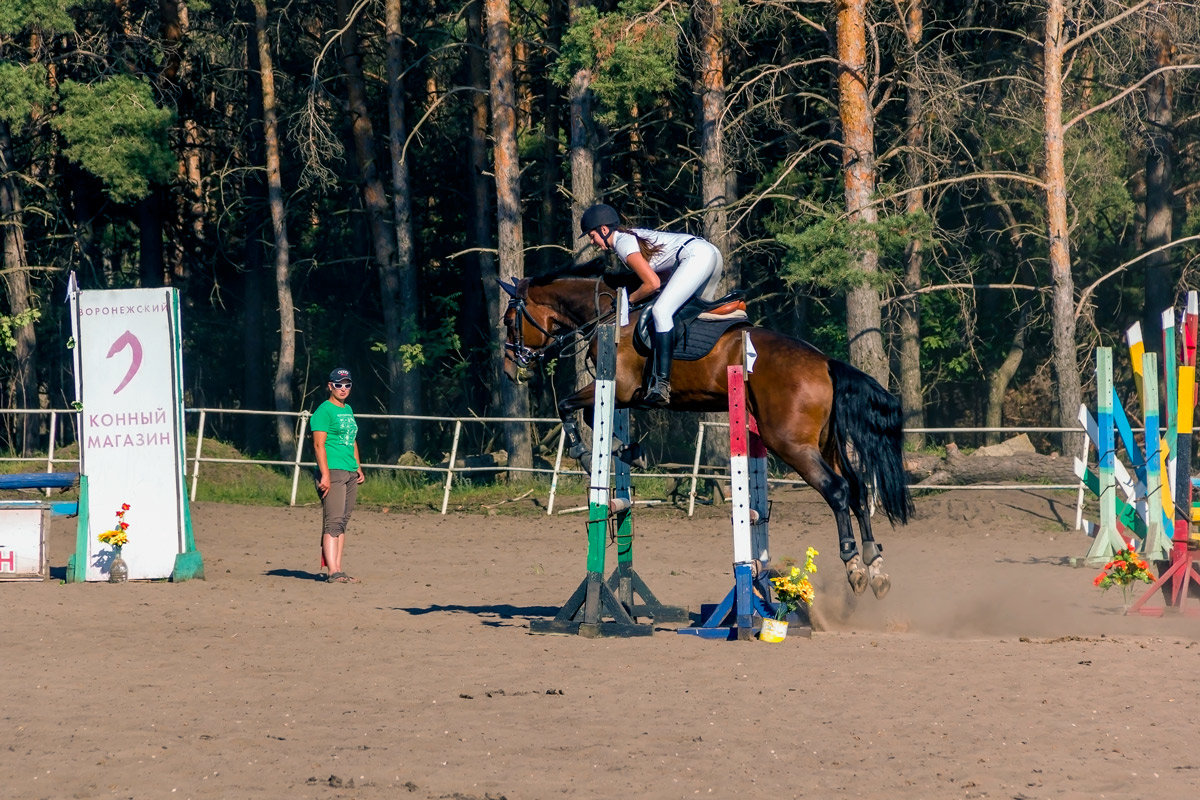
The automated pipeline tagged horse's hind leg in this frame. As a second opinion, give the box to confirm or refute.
[780,445,869,595]
[847,478,889,599]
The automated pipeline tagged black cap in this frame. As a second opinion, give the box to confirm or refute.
[579,203,620,237]
[328,368,352,383]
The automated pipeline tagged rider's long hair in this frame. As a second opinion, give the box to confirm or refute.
[615,226,665,263]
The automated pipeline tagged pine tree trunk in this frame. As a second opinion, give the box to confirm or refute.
[696,0,735,467]
[1143,10,1174,356]
[836,0,887,386]
[539,0,564,274]
[466,0,497,416]
[242,2,269,453]
[137,188,165,287]
[568,0,598,434]
[696,0,730,269]
[254,0,297,459]
[336,0,407,460]
[568,0,596,258]
[486,0,532,472]
[898,0,926,448]
[985,306,1028,443]
[1042,0,1082,455]
[0,119,39,455]
[385,0,423,455]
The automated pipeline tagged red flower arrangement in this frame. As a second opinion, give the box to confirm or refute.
[1093,542,1154,607]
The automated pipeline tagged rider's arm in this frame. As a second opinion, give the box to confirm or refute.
[625,250,661,304]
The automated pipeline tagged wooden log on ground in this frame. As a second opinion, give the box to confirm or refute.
[905,442,1077,487]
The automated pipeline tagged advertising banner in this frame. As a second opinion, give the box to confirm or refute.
[71,285,191,581]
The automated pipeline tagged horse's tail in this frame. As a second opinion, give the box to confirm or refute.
[827,359,914,525]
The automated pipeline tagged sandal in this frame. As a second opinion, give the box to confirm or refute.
[328,572,361,584]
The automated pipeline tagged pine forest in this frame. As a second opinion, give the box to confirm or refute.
[2,0,1200,469]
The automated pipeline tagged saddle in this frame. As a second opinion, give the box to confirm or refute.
[632,291,750,361]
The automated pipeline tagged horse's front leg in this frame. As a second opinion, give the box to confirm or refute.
[557,384,595,468]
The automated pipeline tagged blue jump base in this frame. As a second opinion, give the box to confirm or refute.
[677,563,778,640]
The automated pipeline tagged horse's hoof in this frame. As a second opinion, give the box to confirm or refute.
[616,442,646,469]
[867,557,889,598]
[845,555,868,595]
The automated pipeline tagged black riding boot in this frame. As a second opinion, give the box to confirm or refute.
[643,330,673,406]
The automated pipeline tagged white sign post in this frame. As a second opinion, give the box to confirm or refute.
[67,279,203,582]
[0,504,49,580]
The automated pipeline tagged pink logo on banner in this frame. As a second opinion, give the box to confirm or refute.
[107,330,143,394]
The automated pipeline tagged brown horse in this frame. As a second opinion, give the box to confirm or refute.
[500,272,913,598]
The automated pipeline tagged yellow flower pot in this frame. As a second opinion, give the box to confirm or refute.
[759,618,788,642]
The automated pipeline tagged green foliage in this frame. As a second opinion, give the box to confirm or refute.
[0,307,40,350]
[777,208,934,293]
[551,0,681,126]
[919,293,975,380]
[0,63,52,124]
[51,76,175,203]
[370,295,462,373]
[0,0,77,36]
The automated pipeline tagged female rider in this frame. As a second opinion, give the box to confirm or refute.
[579,203,724,406]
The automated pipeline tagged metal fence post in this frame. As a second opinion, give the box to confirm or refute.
[440,419,463,514]
[190,409,207,500]
[547,426,566,515]
[688,420,708,517]
[290,412,310,506]
[44,411,59,496]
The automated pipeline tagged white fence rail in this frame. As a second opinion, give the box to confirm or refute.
[1,407,1086,515]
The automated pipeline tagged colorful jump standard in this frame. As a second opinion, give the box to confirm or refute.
[679,332,807,640]
[1129,296,1200,616]
[1077,293,1200,615]
[529,320,685,637]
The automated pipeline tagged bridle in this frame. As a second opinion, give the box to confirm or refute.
[502,279,624,377]
[504,293,572,370]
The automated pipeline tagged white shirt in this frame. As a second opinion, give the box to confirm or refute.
[611,228,697,273]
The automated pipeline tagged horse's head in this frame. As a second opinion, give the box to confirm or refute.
[500,277,570,384]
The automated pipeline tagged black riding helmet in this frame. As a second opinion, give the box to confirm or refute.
[579,203,620,237]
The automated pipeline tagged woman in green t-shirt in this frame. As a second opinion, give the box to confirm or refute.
[311,367,365,583]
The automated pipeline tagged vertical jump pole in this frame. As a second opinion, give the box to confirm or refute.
[1084,348,1128,565]
[529,322,656,636]
[1140,352,1168,562]
[605,377,689,624]
[679,331,776,639]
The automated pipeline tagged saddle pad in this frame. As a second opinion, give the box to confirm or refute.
[697,309,748,322]
[673,317,751,361]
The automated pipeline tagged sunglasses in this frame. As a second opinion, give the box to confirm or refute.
[332,382,352,389]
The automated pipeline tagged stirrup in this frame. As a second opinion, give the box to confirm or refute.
[643,381,671,407]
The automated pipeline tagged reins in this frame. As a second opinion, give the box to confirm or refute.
[504,276,646,380]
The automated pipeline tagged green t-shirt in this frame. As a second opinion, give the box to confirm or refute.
[311,400,359,471]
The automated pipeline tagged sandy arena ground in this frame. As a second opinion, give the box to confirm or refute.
[4,487,1200,799]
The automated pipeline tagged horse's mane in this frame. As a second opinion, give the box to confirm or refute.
[524,258,642,293]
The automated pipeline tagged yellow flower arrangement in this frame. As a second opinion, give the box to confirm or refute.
[1093,541,1154,606]
[97,503,131,549]
[770,547,818,620]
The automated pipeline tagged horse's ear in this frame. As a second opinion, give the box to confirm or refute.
[499,278,519,298]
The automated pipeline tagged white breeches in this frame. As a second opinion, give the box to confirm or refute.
[651,240,724,333]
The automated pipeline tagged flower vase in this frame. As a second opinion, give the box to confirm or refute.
[759,617,788,643]
[109,547,129,583]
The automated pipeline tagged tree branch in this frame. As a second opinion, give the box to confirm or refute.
[885,283,1041,306]
[1065,64,1200,131]
[1062,0,1154,56]
[1074,234,1200,319]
